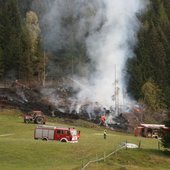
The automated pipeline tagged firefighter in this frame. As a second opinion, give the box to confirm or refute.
[104,129,107,139]
[12,79,26,89]
[11,80,18,88]
[100,115,106,126]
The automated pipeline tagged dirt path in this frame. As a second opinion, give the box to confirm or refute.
[0,133,15,137]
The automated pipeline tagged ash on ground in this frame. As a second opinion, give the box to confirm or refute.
[0,81,145,132]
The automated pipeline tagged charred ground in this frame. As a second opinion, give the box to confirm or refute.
[0,84,166,133]
[0,87,79,119]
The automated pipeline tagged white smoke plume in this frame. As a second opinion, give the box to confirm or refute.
[32,0,147,115]
[75,0,147,109]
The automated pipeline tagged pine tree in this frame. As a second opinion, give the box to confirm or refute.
[19,11,44,85]
[0,0,23,79]
[127,0,170,109]
[141,79,166,111]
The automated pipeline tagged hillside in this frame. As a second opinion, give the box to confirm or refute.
[0,0,170,155]
[0,109,170,170]
[0,86,147,133]
[0,0,169,111]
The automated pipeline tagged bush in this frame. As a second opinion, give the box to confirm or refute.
[162,131,170,148]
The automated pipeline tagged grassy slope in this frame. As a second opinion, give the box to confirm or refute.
[0,109,170,170]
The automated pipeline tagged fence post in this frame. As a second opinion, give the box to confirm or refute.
[138,140,141,149]
[96,154,98,164]
[82,160,84,169]
[126,140,127,150]
[158,141,160,150]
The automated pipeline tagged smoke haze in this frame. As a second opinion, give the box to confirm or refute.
[32,0,147,113]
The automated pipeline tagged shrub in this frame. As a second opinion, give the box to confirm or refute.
[162,132,170,148]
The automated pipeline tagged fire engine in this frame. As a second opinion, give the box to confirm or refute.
[34,125,80,143]
[134,124,168,138]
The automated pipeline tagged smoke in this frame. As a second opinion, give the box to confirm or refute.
[32,0,147,115]
[75,0,147,109]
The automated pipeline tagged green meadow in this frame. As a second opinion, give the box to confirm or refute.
[0,109,170,170]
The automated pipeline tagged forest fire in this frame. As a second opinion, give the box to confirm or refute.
[0,0,148,132]
[0,81,144,132]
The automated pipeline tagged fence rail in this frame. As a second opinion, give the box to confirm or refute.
[81,145,126,170]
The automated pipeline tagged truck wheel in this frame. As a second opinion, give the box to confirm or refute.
[35,116,44,124]
[61,139,67,142]
[60,138,68,143]
[24,119,29,123]
[42,138,48,141]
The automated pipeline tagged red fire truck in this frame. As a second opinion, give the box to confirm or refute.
[134,124,168,138]
[34,125,80,143]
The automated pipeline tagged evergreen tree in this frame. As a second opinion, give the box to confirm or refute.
[0,0,23,79]
[0,47,4,77]
[127,0,170,109]
[19,11,44,84]
[141,79,166,111]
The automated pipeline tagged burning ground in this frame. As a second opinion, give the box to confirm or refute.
[0,82,146,132]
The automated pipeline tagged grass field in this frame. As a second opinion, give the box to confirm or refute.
[0,109,170,170]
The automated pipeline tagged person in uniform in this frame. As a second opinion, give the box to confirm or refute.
[104,129,107,139]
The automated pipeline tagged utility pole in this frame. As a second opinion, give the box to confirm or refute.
[117,86,120,115]
[43,51,46,87]
[115,65,117,114]
[72,55,74,78]
[114,65,120,115]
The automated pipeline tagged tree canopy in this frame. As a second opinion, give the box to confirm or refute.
[0,0,170,108]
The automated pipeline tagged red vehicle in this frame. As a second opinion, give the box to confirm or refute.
[24,110,46,124]
[34,125,80,143]
[134,124,168,138]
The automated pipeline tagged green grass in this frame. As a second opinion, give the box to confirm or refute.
[0,109,170,170]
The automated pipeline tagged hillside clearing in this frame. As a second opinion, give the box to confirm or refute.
[0,109,170,170]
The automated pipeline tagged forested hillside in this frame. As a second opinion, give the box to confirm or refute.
[0,0,44,84]
[127,0,170,110]
[0,0,170,111]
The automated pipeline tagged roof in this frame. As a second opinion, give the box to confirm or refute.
[32,110,43,113]
[139,124,166,129]
[36,125,75,130]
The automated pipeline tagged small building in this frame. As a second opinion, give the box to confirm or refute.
[134,123,168,138]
